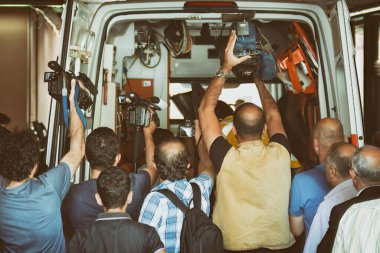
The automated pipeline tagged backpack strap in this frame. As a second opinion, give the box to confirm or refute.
[156,189,189,214]
[190,183,202,209]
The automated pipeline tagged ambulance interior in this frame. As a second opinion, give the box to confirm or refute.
[59,2,362,182]
[89,15,320,176]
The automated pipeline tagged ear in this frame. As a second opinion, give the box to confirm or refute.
[313,138,319,155]
[95,193,103,207]
[232,125,237,136]
[349,168,357,180]
[114,153,121,166]
[329,165,337,177]
[127,191,133,204]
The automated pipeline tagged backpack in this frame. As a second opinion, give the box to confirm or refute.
[157,183,224,253]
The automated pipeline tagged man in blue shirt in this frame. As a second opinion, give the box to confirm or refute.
[63,119,161,233]
[289,118,344,238]
[0,80,85,253]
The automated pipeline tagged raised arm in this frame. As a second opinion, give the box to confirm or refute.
[255,78,286,138]
[142,116,159,186]
[194,120,215,180]
[61,79,86,177]
[199,30,250,151]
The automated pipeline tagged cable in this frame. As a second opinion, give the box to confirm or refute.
[30,6,60,37]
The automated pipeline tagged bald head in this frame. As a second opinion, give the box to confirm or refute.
[313,118,344,147]
[154,138,189,181]
[352,145,380,184]
[233,103,265,140]
[326,142,356,179]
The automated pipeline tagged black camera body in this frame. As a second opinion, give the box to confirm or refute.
[44,61,97,110]
[118,92,160,127]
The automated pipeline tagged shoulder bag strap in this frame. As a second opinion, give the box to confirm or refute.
[190,183,202,209]
[156,189,189,214]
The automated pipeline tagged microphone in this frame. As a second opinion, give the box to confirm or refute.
[156,98,168,110]
[147,96,160,104]
[147,96,167,111]
[48,61,64,73]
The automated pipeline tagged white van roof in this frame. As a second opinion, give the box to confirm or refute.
[79,0,337,13]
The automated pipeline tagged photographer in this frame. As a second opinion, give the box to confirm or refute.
[199,30,295,252]
[0,80,85,253]
[62,109,161,237]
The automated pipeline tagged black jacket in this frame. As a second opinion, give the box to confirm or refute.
[69,212,164,253]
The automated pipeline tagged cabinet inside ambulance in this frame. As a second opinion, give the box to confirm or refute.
[46,1,363,182]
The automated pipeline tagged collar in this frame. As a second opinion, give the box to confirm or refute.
[237,140,263,149]
[154,178,187,191]
[324,179,354,200]
[96,212,132,221]
[316,163,325,170]
[357,185,380,196]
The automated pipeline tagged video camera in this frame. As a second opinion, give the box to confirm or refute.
[44,61,98,110]
[118,92,160,128]
[177,119,194,138]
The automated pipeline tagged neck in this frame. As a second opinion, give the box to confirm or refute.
[332,176,350,188]
[91,168,102,179]
[237,136,261,144]
[105,206,126,213]
[318,150,328,164]
[357,181,380,191]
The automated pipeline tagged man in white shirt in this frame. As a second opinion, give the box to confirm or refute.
[332,199,380,253]
[317,145,380,252]
[304,142,357,253]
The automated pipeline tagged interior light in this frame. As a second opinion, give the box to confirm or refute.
[184,1,237,8]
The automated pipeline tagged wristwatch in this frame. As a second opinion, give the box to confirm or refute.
[215,69,226,79]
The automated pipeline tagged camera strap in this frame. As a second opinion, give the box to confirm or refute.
[62,80,87,129]
[62,87,69,129]
[74,81,87,129]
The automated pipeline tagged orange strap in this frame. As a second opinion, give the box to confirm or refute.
[278,43,316,94]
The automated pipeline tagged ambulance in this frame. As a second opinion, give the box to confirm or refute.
[45,0,363,181]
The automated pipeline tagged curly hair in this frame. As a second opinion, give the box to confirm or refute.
[0,126,11,153]
[97,166,131,210]
[154,138,189,181]
[0,130,39,181]
[86,127,119,170]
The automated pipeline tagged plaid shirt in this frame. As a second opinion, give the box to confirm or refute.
[138,173,213,253]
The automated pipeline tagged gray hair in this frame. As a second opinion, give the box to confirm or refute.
[326,142,356,178]
[352,145,380,182]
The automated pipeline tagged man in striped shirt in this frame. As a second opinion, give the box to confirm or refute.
[332,199,380,253]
